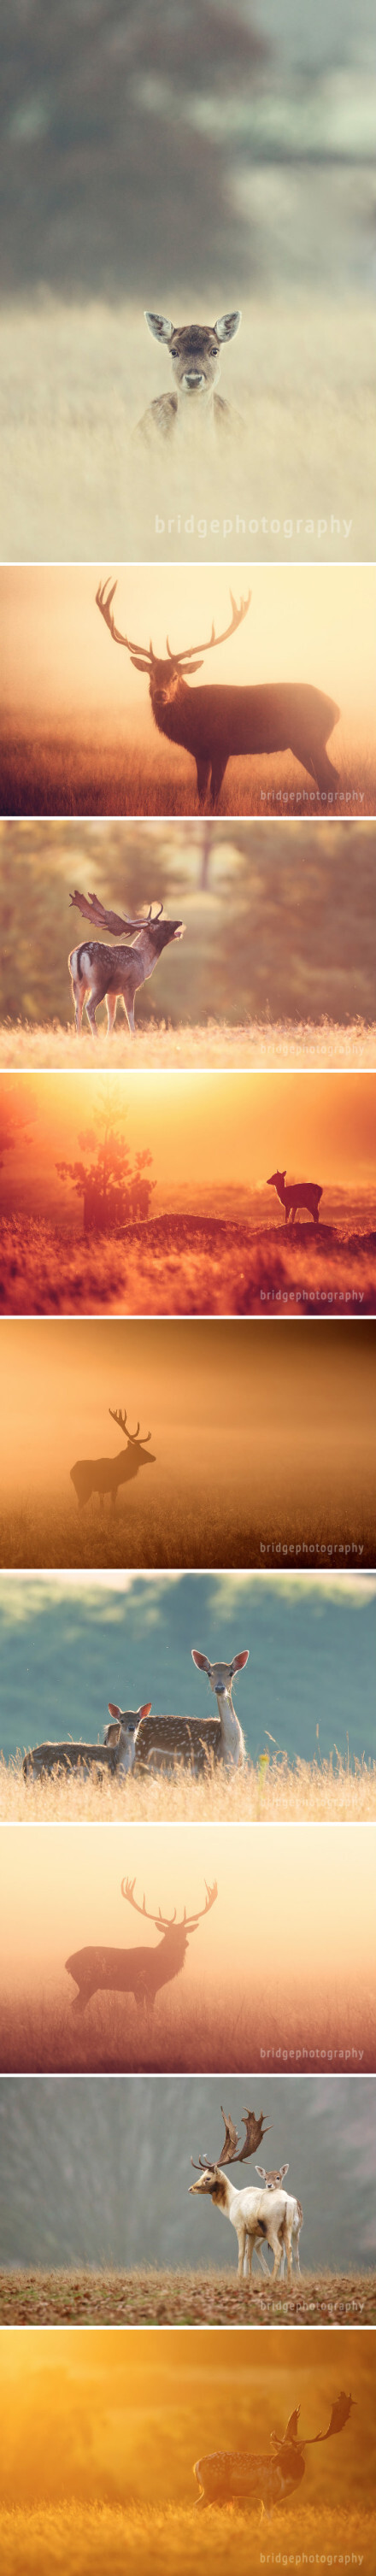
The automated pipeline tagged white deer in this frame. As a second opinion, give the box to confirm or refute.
[189,2166,302,2283]
[255,2164,303,2276]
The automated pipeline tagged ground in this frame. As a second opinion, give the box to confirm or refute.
[0,2265,374,2328]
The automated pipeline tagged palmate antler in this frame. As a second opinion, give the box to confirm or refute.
[109,1406,152,1448]
[121,1874,218,1932]
[191,2101,272,2174]
[96,574,251,669]
[271,2393,355,2455]
[69,887,164,937]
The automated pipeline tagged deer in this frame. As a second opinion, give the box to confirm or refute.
[70,1404,156,1514]
[193,2391,355,2519]
[189,2166,301,2285]
[68,891,185,1038]
[255,2161,303,2278]
[65,1874,217,2013]
[96,579,340,811]
[267,1168,323,1226]
[136,310,243,448]
[105,1646,249,1775]
[22,1707,151,1786]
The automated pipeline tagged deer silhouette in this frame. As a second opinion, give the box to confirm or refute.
[193,2391,355,2518]
[70,1403,156,1513]
[65,1875,217,2013]
[96,579,340,811]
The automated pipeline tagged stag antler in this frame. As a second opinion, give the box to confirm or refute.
[239,2108,272,2160]
[120,1874,172,1926]
[109,1407,151,1447]
[69,888,163,937]
[304,2393,355,2447]
[191,2097,271,2175]
[96,578,154,660]
[167,588,251,663]
[120,1875,218,1933]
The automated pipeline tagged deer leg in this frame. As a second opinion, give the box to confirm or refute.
[209,756,228,810]
[85,988,99,1039]
[267,2226,284,2280]
[105,991,117,1037]
[195,758,211,810]
[72,976,85,1033]
[237,2224,247,2277]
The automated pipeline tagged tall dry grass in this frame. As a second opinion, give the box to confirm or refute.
[0,1474,373,1569]
[0,2266,374,2330]
[1,732,374,820]
[3,1750,376,1828]
[0,1015,375,1070]
[0,2503,371,2576]
[0,1214,374,1317]
[1,1975,374,2075]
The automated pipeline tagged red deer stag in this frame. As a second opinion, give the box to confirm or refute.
[68,891,185,1038]
[96,579,340,811]
[193,2391,355,2517]
[137,310,243,447]
[65,1874,217,2012]
[70,1404,156,1513]
[267,1168,323,1225]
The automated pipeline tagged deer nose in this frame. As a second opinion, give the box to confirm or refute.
[184,368,204,385]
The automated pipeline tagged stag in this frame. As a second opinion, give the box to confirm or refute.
[65,1875,217,2013]
[189,2164,303,2284]
[70,1404,156,1513]
[137,309,243,447]
[96,579,340,810]
[68,891,185,1038]
[193,2392,355,2518]
[267,1168,323,1226]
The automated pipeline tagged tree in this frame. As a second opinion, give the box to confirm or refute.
[56,1093,155,1234]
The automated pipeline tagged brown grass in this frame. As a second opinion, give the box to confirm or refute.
[1,2265,374,2329]
[4,1750,376,1829]
[0,2503,371,2576]
[0,1213,375,1317]
[1,1978,374,2075]
[1,733,374,819]
[0,1015,375,1071]
[0,1474,373,1569]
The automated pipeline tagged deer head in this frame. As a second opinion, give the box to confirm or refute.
[120,1876,218,1943]
[191,1650,249,1702]
[96,580,251,705]
[256,2163,289,2190]
[109,1405,156,1462]
[144,309,241,399]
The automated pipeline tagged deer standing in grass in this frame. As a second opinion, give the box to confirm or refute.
[23,1709,151,1785]
[105,1646,249,1773]
[70,1404,156,1514]
[137,310,243,448]
[96,579,340,810]
[193,2391,355,2518]
[267,1168,323,1225]
[65,1875,217,2013]
[68,891,185,1038]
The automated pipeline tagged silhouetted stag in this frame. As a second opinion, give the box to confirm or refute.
[193,2391,355,2518]
[96,579,340,810]
[70,1403,156,1513]
[65,1874,217,2013]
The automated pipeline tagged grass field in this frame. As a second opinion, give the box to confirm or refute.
[0,1479,373,1570]
[0,2502,371,2576]
[1,732,373,820]
[0,1212,374,1317]
[1,2265,374,2329]
[1,1015,375,1070]
[4,1750,376,1828]
[1,1979,374,2076]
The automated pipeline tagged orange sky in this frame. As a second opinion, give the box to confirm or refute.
[2,563,375,738]
[0,1318,373,1497]
[0,1821,374,2006]
[2,1070,376,1203]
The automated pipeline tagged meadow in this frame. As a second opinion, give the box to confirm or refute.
[1,1977,374,2077]
[0,2265,374,2330]
[0,1477,373,1570]
[1,1015,375,1071]
[1,730,373,820]
[0,1211,374,1317]
[0,2502,371,2576]
[3,1750,376,1829]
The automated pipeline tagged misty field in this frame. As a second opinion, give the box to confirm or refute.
[0,2503,371,2576]
[3,1751,376,1829]
[1,731,374,820]
[1,2265,374,2330]
[1,1977,374,2076]
[1,1475,373,1571]
[1,1211,375,1318]
[1,1014,375,1071]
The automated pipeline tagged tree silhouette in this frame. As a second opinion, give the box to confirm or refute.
[56,1093,155,1234]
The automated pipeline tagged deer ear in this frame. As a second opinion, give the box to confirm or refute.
[214,310,242,341]
[144,310,173,342]
[191,1650,210,1673]
[279,2164,289,2179]
[130,655,153,673]
[232,1650,249,1673]
[108,1703,121,1720]
[256,2166,266,2179]
[138,1703,152,1720]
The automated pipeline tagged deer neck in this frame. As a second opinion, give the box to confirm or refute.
[173,384,216,443]
[132,926,158,982]
[214,1686,244,1767]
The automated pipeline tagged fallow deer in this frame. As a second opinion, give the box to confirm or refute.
[137,310,243,448]
[96,579,340,809]
[193,2391,355,2517]
[68,891,185,1038]
[22,1708,151,1785]
[70,1403,156,1514]
[106,1647,250,1774]
[256,2161,303,2276]
[189,2165,301,2284]
[65,1874,217,2013]
[267,1168,323,1225]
